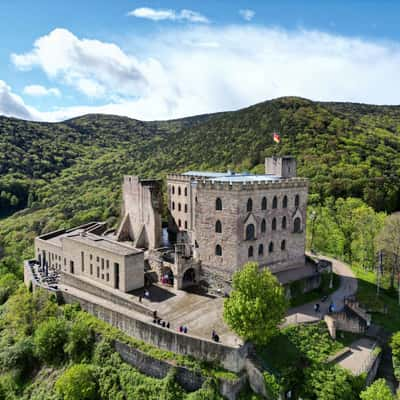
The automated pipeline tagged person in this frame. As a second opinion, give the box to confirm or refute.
[139,295,142,303]
[179,326,183,333]
[183,326,188,334]
[166,322,170,329]
[316,303,320,312]
[153,310,157,319]
[145,290,150,299]
[162,321,166,328]
[214,334,219,343]
[212,330,216,340]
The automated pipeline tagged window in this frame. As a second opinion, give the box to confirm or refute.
[90,254,93,260]
[178,186,181,195]
[248,246,254,258]
[247,198,253,212]
[172,201,175,210]
[178,203,181,211]
[258,244,264,256]
[294,217,302,233]
[90,264,93,275]
[261,197,267,210]
[215,220,222,233]
[216,198,222,211]
[261,219,266,233]
[295,194,300,207]
[184,221,188,229]
[96,256,99,262]
[178,219,182,228]
[106,273,110,282]
[184,187,188,196]
[101,274,104,280]
[281,240,286,251]
[81,251,85,272]
[272,196,278,209]
[283,195,288,208]
[97,267,100,278]
[282,216,287,230]
[272,218,277,231]
[106,260,109,269]
[269,242,274,253]
[215,245,222,256]
[246,224,255,240]
[101,258,104,269]
[172,186,175,195]
[184,204,188,213]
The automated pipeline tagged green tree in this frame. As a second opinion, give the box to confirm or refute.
[223,263,287,345]
[390,332,400,380]
[64,319,94,363]
[34,317,68,364]
[0,273,19,304]
[55,364,97,400]
[360,379,394,400]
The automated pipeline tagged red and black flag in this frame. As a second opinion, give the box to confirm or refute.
[273,132,281,143]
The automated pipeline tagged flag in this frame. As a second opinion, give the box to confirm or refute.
[273,132,281,143]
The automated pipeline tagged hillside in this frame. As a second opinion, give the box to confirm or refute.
[1,96,400,267]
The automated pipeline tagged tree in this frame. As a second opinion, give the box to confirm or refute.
[390,332,400,380]
[34,317,68,364]
[376,214,400,289]
[64,319,94,363]
[360,379,394,400]
[55,364,98,400]
[0,273,19,304]
[223,262,287,345]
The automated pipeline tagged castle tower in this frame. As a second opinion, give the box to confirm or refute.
[265,156,297,178]
[116,176,162,249]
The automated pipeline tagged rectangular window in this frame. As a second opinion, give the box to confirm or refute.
[101,258,104,269]
[97,267,99,278]
[90,254,93,260]
[90,264,93,275]
[106,273,109,282]
[81,251,85,272]
[101,274,104,280]
[106,260,109,269]
[96,256,99,262]
[114,263,120,289]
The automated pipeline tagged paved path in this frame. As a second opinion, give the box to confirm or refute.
[284,254,358,326]
[335,338,377,375]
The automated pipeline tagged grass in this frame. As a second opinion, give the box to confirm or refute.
[289,273,341,307]
[352,264,400,333]
[256,322,358,374]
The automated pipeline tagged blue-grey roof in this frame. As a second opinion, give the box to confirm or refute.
[183,171,281,183]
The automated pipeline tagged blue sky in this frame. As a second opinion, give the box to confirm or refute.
[1,0,400,121]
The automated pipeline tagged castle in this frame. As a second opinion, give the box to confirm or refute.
[34,156,314,294]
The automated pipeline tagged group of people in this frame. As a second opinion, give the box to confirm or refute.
[179,326,188,334]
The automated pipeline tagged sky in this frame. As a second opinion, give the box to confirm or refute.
[1,0,400,122]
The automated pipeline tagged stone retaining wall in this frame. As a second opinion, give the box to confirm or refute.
[60,289,248,373]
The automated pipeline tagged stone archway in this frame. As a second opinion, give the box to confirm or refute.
[181,267,196,289]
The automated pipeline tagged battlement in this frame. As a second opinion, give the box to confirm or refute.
[124,175,162,187]
[197,177,308,191]
[167,173,194,182]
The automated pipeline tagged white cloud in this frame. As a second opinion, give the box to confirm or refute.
[5,25,400,122]
[0,80,35,120]
[239,9,255,21]
[127,7,209,23]
[23,84,61,97]
[12,28,147,99]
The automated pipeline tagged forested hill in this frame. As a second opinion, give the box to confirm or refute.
[1,96,400,263]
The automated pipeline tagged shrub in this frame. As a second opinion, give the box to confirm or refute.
[55,364,98,400]
[65,319,94,363]
[34,317,68,364]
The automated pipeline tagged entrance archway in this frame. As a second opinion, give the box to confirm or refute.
[182,268,196,286]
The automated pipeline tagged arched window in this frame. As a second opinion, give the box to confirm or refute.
[215,245,222,256]
[215,220,222,233]
[246,224,255,240]
[272,218,277,231]
[184,187,188,196]
[184,204,188,213]
[247,198,253,212]
[283,195,288,208]
[272,196,278,209]
[172,202,175,210]
[294,217,302,233]
[216,198,222,211]
[184,221,188,229]
[261,219,266,233]
[295,194,300,207]
[248,246,254,258]
[281,240,286,251]
[172,186,175,195]
[178,186,181,196]
[269,242,274,253]
[258,244,264,256]
[178,203,181,211]
[261,197,267,210]
[282,216,287,230]
[178,219,182,227]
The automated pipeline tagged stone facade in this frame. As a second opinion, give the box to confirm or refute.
[117,176,163,249]
[167,157,308,278]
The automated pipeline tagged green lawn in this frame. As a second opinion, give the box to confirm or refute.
[289,273,341,307]
[352,265,400,333]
